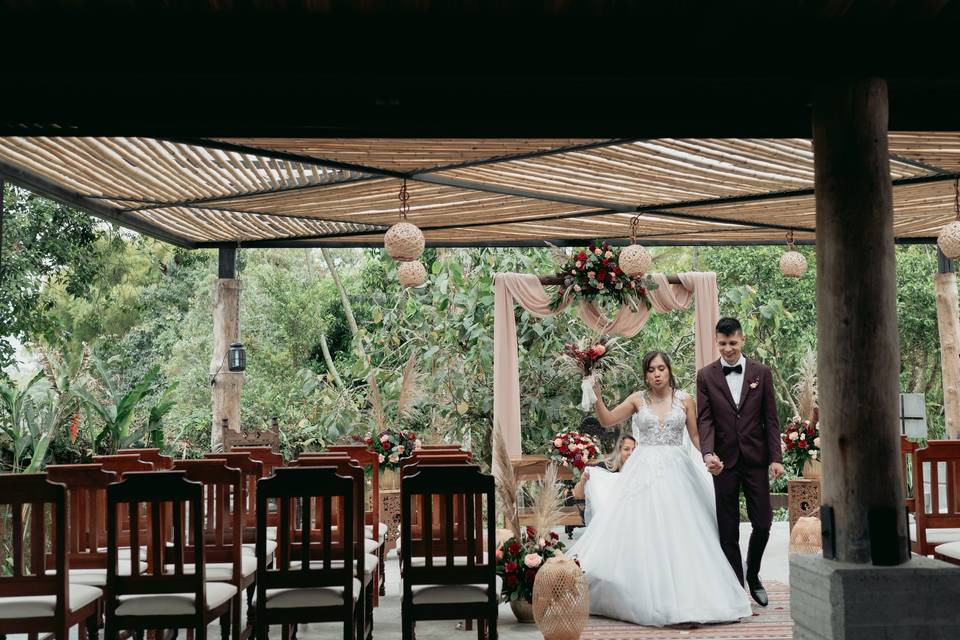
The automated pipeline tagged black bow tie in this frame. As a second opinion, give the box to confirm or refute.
[722,364,743,376]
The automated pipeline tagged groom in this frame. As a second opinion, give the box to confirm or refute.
[697,317,784,607]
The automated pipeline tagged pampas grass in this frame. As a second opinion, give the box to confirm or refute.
[492,423,520,540]
[793,348,817,422]
[530,462,566,539]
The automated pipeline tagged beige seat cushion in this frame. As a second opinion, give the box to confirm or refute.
[934,541,960,561]
[411,577,500,605]
[252,579,361,609]
[45,562,148,587]
[289,553,379,578]
[409,553,490,567]
[163,556,257,581]
[115,582,237,616]
[364,538,383,554]
[242,539,278,558]
[0,584,102,619]
[100,546,150,562]
[365,523,389,540]
[908,523,960,544]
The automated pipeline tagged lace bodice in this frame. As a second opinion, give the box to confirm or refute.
[631,391,688,447]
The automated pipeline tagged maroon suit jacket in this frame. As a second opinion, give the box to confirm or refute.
[696,357,782,469]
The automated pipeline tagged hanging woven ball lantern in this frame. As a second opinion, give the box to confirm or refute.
[384,179,425,261]
[384,221,425,261]
[938,180,960,260]
[620,216,652,277]
[397,260,427,288]
[779,232,807,278]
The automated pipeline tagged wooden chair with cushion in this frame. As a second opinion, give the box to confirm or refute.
[204,453,269,552]
[253,467,366,640]
[104,471,235,640]
[91,455,155,565]
[172,459,254,640]
[223,420,280,453]
[910,440,960,556]
[400,465,497,640]
[0,473,102,640]
[118,447,174,470]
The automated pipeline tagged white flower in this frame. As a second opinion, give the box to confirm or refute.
[799,432,806,440]
[810,450,818,460]
[574,285,581,292]
[569,444,578,451]
[597,283,605,289]
[388,454,399,464]
[378,454,385,463]
[570,270,577,275]
[789,432,799,441]
[604,250,613,259]
[813,437,820,447]
[575,261,582,268]
[394,446,404,455]
[594,248,602,256]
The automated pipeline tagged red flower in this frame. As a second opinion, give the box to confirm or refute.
[613,266,622,275]
[597,270,607,281]
[526,526,536,538]
[408,432,417,440]
[365,437,373,445]
[798,439,807,449]
[383,442,393,450]
[577,251,587,261]
[602,258,610,267]
[507,575,518,588]
[560,444,569,453]
[638,287,646,296]
[588,244,596,252]
[786,441,795,450]
[504,561,518,573]
[508,543,521,555]
[524,568,537,582]
[602,242,610,250]
[69,412,80,443]
[549,531,560,540]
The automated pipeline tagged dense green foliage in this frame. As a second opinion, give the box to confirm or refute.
[0,191,951,471]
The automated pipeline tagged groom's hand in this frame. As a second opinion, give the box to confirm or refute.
[703,453,724,476]
[769,462,786,481]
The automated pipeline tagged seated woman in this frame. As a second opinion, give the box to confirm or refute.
[572,435,636,524]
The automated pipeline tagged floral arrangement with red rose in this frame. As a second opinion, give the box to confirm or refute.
[549,240,658,312]
[548,431,602,478]
[781,416,820,475]
[495,526,569,604]
[560,336,632,411]
[361,429,419,470]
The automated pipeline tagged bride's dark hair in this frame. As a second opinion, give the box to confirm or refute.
[641,350,678,390]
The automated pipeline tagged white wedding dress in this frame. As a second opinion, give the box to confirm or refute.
[568,390,752,626]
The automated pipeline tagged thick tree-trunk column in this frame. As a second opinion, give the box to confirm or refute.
[813,78,908,565]
[210,247,243,450]
[935,250,960,439]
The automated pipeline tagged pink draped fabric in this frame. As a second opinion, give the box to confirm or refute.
[493,272,719,457]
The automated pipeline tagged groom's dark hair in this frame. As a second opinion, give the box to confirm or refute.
[715,317,743,336]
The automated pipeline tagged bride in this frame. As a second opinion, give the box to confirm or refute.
[567,350,752,626]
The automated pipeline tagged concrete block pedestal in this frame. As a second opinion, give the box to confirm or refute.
[791,554,960,639]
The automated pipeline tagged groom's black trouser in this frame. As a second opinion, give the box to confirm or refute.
[713,462,772,586]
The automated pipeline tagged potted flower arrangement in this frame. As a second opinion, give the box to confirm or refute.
[364,429,419,489]
[496,526,569,622]
[549,241,658,312]
[547,431,602,480]
[782,416,821,478]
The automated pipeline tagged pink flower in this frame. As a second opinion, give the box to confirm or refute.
[574,285,581,292]
[553,438,563,447]
[604,250,613,259]
[524,554,542,569]
[587,271,595,278]
[594,248,603,256]
[810,450,819,460]
[378,454,385,463]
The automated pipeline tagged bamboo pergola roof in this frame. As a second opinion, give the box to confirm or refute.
[0,135,958,248]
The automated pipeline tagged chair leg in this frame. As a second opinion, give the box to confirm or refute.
[379,545,386,597]
[476,619,485,640]
[231,593,243,640]
[465,619,473,631]
[220,610,231,640]
[246,584,255,608]
[487,613,497,640]
[196,622,207,640]
[86,612,99,640]
[401,606,414,640]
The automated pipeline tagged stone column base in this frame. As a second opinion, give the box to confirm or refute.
[791,554,960,639]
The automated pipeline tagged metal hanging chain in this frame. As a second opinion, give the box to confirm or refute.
[235,240,242,343]
[786,231,796,250]
[629,214,641,244]
[954,178,960,221]
[398,179,410,220]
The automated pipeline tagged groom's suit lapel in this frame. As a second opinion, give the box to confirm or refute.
[738,358,752,408]
[714,359,739,413]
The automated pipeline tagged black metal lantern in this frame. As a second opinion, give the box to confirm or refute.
[228,342,246,372]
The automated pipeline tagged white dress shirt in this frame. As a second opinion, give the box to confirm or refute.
[723,354,747,407]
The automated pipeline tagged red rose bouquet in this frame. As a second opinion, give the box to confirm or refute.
[548,430,602,477]
[363,429,419,470]
[495,526,568,604]
[549,240,658,312]
[782,416,820,475]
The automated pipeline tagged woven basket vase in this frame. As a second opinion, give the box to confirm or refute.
[619,243,652,277]
[532,555,589,640]
[938,221,960,260]
[779,250,807,277]
[790,516,823,555]
[384,221,425,261]
[397,261,427,288]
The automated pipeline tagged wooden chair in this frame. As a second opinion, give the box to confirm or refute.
[253,467,366,640]
[204,453,268,547]
[172,459,253,640]
[910,440,960,556]
[0,473,102,640]
[400,465,497,640]
[223,420,280,453]
[418,444,464,451]
[118,447,174,470]
[901,435,920,515]
[104,471,235,640]
[92,455,156,564]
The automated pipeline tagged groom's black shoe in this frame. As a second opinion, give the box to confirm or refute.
[747,578,768,607]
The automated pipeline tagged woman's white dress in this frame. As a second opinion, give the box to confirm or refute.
[568,391,752,626]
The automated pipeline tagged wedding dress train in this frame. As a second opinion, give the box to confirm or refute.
[568,390,752,626]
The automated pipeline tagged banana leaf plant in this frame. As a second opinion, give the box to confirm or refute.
[0,371,57,473]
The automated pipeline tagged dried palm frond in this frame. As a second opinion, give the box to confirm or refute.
[367,373,386,432]
[492,423,520,540]
[396,352,423,418]
[531,462,566,540]
[793,348,818,421]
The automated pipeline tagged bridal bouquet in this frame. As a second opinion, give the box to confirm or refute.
[561,337,628,411]
[548,431,602,476]
[781,416,820,475]
[496,526,567,604]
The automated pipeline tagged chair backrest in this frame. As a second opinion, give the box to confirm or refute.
[400,465,495,596]
[45,464,117,570]
[400,451,473,478]
[288,457,365,551]
[232,446,284,475]
[204,452,264,540]
[327,445,384,538]
[171,459,243,580]
[901,435,920,513]
[106,472,206,614]
[256,467,360,610]
[118,448,174,470]
[418,444,463,451]
[0,474,68,615]
[223,421,280,453]
[912,440,960,554]
[93,454,154,476]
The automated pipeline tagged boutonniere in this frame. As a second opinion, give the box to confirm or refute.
[749,377,760,390]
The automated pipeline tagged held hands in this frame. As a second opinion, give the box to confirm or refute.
[769,462,786,481]
[703,453,724,476]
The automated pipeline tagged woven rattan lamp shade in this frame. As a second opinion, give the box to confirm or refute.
[397,260,427,287]
[779,250,808,277]
[532,556,589,640]
[789,516,823,555]
[384,221,426,261]
[619,244,653,277]
[938,221,960,259]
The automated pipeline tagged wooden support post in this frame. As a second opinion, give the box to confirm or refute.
[210,246,243,450]
[935,249,960,439]
[813,78,908,565]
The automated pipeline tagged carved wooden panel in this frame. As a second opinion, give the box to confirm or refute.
[379,489,402,554]
[788,478,822,531]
